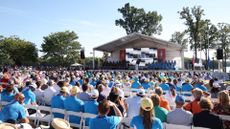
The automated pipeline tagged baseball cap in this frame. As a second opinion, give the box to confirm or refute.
[60,87,68,93]
[90,89,99,98]
[175,95,185,103]
[29,83,37,89]
[137,89,146,96]
[141,97,153,111]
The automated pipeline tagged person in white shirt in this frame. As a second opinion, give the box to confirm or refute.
[166,95,193,126]
[33,81,44,105]
[125,89,145,119]
[43,80,57,105]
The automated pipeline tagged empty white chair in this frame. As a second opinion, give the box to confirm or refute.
[51,108,67,119]
[164,123,192,129]
[219,114,230,121]
[66,111,83,128]
[36,105,52,126]
[82,112,97,129]
[192,127,210,129]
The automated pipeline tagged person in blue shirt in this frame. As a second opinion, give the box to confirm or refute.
[22,83,37,105]
[1,83,18,102]
[64,86,84,124]
[89,99,123,129]
[194,83,208,92]
[182,79,194,96]
[159,78,169,91]
[131,77,141,89]
[0,93,29,124]
[51,87,68,118]
[84,89,99,126]
[130,97,163,129]
[141,79,151,89]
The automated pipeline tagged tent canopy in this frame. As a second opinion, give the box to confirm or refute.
[93,33,182,52]
[70,63,82,67]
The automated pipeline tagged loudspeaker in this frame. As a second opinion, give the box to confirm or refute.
[80,49,85,59]
[217,49,223,60]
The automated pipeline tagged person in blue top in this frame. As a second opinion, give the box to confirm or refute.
[89,99,123,129]
[131,77,141,89]
[51,87,68,118]
[84,89,99,126]
[130,97,163,129]
[182,79,194,96]
[22,83,37,105]
[1,83,18,102]
[141,78,151,89]
[64,86,84,124]
[194,83,208,92]
[159,78,169,91]
[0,93,29,124]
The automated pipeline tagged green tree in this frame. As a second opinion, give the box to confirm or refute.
[199,20,219,69]
[115,3,162,36]
[0,36,38,66]
[217,23,230,72]
[41,30,81,66]
[178,6,205,61]
[170,31,188,50]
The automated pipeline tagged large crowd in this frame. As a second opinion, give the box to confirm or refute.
[0,67,229,129]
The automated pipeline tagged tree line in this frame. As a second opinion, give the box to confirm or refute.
[0,3,229,71]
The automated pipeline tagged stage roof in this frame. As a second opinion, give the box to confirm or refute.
[93,33,182,52]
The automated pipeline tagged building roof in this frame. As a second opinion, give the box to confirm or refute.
[93,33,182,52]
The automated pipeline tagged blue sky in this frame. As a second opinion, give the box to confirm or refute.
[0,0,229,57]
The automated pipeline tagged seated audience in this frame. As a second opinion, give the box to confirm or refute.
[167,95,193,125]
[151,94,168,122]
[89,100,123,129]
[184,88,202,114]
[212,90,230,129]
[193,98,223,129]
[0,93,29,124]
[130,97,163,129]
[78,83,91,101]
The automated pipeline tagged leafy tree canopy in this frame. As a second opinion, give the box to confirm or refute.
[115,3,163,36]
[0,36,38,66]
[41,30,81,66]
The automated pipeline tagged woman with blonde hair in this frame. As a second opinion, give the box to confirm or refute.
[130,97,163,129]
[212,90,230,129]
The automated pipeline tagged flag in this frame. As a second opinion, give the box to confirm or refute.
[192,55,195,65]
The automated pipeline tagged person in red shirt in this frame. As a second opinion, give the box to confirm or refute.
[184,88,203,114]
[155,87,171,111]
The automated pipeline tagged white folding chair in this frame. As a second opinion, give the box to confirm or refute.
[51,108,67,119]
[66,111,83,128]
[24,104,38,124]
[36,105,52,126]
[117,117,131,129]
[219,114,230,121]
[164,123,192,129]
[82,112,97,129]
[192,127,210,129]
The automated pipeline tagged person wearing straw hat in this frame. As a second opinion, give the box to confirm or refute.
[0,93,29,124]
[130,97,163,129]
[89,99,123,129]
[64,86,83,124]
[0,123,18,129]
[51,87,68,119]
[50,118,72,129]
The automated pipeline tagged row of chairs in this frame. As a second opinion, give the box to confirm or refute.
[0,101,97,129]
[24,104,97,129]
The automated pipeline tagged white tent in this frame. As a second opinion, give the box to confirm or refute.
[70,63,82,67]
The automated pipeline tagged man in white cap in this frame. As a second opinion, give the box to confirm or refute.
[84,89,99,126]
[125,89,145,119]
[64,86,83,125]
